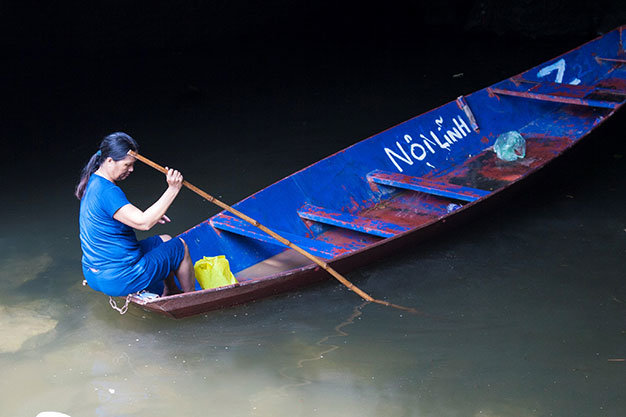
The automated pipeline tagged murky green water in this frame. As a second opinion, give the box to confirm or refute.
[2,33,625,416]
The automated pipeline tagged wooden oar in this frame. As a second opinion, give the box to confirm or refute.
[128,150,418,314]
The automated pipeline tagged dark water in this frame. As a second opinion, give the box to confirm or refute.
[1,31,625,417]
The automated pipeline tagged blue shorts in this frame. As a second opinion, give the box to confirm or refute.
[83,235,186,296]
[140,235,186,294]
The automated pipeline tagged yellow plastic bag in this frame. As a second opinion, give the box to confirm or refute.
[194,255,238,290]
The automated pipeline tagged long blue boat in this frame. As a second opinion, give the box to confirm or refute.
[130,26,625,318]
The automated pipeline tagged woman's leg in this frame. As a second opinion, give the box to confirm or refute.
[161,272,182,297]
[157,234,182,296]
[175,238,196,293]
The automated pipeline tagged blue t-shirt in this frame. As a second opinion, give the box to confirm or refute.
[79,174,146,295]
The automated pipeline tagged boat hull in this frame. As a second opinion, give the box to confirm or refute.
[132,138,588,319]
[129,26,626,318]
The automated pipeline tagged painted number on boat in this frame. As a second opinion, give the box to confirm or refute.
[537,58,581,85]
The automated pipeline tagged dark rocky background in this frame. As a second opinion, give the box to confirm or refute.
[0,0,626,53]
[2,1,624,53]
[1,1,624,178]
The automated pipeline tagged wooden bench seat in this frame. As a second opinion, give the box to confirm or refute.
[367,170,490,202]
[210,213,357,259]
[298,203,411,238]
[489,79,625,109]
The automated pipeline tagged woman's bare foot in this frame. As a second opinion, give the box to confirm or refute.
[161,274,183,296]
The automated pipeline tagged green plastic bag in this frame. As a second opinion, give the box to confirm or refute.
[493,131,526,161]
[194,256,238,290]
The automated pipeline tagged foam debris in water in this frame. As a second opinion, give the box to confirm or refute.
[36,413,72,417]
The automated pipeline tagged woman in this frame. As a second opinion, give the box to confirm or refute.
[76,132,196,297]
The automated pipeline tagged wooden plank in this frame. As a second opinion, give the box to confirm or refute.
[210,213,341,259]
[489,80,624,109]
[367,170,490,202]
[298,203,410,238]
[595,57,626,64]
[235,249,312,280]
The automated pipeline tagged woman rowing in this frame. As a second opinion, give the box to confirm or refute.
[76,132,196,297]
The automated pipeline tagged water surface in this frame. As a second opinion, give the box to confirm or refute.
[1,33,625,417]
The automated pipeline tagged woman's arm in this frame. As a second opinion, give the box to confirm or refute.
[113,168,183,231]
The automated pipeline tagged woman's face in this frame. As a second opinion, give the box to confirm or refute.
[108,155,136,181]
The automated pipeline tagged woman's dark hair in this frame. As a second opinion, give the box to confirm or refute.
[75,132,139,199]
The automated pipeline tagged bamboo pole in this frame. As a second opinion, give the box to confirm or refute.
[129,150,418,314]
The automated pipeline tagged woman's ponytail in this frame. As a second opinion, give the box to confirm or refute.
[75,132,138,200]
[75,151,102,199]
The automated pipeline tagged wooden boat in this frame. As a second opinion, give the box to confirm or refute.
[130,26,626,318]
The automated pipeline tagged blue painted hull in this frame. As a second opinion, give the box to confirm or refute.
[132,26,626,318]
